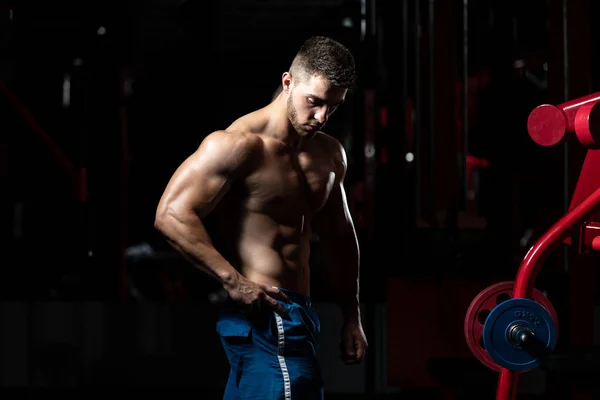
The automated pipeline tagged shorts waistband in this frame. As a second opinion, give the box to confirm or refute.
[276,287,312,308]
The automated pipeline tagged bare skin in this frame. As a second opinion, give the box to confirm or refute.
[155,71,367,364]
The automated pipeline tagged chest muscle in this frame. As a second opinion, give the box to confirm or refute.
[245,151,335,221]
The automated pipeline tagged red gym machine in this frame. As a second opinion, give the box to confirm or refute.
[464,92,600,399]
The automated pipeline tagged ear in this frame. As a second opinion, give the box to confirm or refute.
[281,72,292,93]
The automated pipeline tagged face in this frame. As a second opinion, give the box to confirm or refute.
[285,73,347,137]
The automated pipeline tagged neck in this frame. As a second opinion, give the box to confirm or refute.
[266,93,306,150]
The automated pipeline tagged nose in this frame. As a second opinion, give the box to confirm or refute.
[314,106,329,124]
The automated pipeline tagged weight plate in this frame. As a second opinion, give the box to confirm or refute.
[464,281,559,372]
[482,297,558,371]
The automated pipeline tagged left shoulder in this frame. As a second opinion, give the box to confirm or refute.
[314,132,347,164]
[313,132,348,181]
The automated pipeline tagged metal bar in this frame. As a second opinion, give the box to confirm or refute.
[414,0,421,222]
[513,187,600,299]
[526,91,600,146]
[495,369,520,400]
[562,0,570,274]
[402,0,409,255]
[428,0,435,214]
[497,187,600,399]
[119,72,130,301]
[460,0,468,211]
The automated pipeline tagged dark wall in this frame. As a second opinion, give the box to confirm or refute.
[3,0,600,396]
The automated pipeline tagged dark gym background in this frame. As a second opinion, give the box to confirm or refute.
[2,0,600,398]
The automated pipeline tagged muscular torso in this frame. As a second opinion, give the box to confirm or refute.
[213,131,338,296]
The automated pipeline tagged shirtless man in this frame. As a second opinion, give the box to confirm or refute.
[154,36,367,399]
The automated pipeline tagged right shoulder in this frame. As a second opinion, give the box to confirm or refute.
[199,129,263,155]
[193,130,263,176]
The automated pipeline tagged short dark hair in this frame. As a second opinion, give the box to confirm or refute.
[289,36,357,90]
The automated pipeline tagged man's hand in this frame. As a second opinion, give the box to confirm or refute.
[339,316,368,365]
[224,274,292,319]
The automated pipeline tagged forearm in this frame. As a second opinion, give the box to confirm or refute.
[320,229,361,320]
[155,211,238,286]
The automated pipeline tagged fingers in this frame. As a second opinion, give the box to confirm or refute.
[261,286,291,318]
[340,351,361,365]
[352,338,367,364]
[263,294,290,319]
[355,339,367,361]
[343,339,356,361]
[234,284,293,320]
[340,337,368,365]
[264,286,292,303]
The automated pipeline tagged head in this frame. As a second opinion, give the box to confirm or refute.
[281,36,357,136]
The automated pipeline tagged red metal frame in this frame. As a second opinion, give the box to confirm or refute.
[527,92,600,147]
[513,188,600,299]
[495,187,600,398]
[490,92,600,399]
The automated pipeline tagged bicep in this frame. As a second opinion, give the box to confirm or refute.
[157,136,240,220]
[159,158,230,220]
[313,181,355,238]
[312,142,356,237]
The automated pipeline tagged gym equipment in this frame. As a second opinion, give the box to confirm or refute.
[465,91,600,400]
[482,297,557,372]
[527,92,600,148]
[464,282,558,372]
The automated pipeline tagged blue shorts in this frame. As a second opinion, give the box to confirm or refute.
[216,288,324,400]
